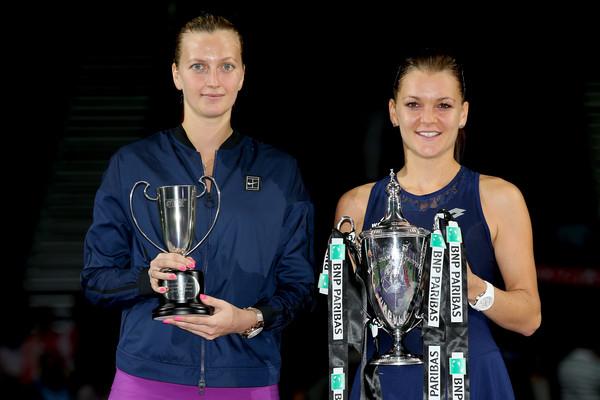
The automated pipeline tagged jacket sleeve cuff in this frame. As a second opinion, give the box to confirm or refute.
[138,267,155,297]
[256,305,275,329]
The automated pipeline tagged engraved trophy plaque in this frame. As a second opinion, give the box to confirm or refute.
[130,176,220,320]
[342,170,429,365]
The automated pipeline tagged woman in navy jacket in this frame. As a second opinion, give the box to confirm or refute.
[81,13,316,399]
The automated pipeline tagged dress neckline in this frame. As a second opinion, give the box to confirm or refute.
[399,166,467,212]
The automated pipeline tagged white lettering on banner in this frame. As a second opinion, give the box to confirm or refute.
[428,346,441,400]
[331,239,344,341]
[449,243,463,323]
[428,249,444,327]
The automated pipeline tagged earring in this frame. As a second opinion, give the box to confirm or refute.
[392,123,398,127]
[459,124,465,129]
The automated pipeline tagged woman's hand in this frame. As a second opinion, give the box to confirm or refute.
[161,295,259,340]
[148,253,196,294]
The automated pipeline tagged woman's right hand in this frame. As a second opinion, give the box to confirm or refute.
[148,253,196,294]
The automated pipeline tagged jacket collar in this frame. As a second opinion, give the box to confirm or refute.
[172,124,243,151]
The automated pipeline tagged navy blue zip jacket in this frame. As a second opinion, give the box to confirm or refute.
[81,126,316,388]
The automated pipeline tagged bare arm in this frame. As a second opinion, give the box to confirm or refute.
[473,175,541,336]
[333,183,375,234]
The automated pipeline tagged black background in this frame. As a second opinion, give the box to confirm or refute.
[7,2,599,399]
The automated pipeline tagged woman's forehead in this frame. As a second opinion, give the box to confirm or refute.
[179,30,242,60]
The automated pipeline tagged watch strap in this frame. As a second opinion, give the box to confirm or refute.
[241,307,264,338]
[469,280,494,311]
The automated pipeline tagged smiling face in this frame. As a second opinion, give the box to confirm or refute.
[389,69,468,161]
[172,29,245,122]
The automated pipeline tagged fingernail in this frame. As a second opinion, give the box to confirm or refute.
[159,287,166,293]
[169,274,176,279]
[174,317,181,321]
[179,266,186,271]
[200,294,207,300]
[189,262,196,269]
[163,320,170,324]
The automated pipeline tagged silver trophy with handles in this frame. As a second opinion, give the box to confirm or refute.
[341,170,429,365]
[130,176,220,320]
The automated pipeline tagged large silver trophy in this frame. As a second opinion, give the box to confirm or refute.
[130,176,220,320]
[342,170,429,365]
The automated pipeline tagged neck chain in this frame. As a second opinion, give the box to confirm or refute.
[203,159,214,170]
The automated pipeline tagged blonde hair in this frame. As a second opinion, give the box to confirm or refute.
[173,12,243,67]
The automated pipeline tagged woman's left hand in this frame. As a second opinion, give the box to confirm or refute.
[161,295,258,340]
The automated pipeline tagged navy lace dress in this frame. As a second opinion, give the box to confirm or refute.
[349,167,515,399]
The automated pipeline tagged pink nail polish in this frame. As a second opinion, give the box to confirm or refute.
[159,287,166,293]
[163,320,170,324]
[169,274,176,279]
[174,317,181,321]
[200,294,207,300]
[189,262,196,269]
[179,266,186,271]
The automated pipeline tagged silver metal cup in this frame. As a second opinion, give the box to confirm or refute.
[130,176,220,320]
[360,224,428,365]
[157,185,197,255]
[341,170,429,365]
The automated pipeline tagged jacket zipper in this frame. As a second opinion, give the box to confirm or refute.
[202,150,216,206]
[198,340,206,394]
[198,150,215,395]
[198,200,210,394]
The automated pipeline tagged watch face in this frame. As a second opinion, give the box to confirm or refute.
[246,326,263,338]
[479,296,493,309]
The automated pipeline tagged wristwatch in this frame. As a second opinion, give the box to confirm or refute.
[469,280,495,311]
[241,307,264,338]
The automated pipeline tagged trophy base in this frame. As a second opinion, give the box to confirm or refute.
[369,352,423,366]
[152,302,212,321]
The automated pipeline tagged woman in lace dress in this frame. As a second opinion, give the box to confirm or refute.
[335,49,541,399]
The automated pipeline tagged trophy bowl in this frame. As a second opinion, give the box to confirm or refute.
[359,226,428,365]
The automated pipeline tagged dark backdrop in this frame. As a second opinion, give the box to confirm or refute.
[6,3,598,399]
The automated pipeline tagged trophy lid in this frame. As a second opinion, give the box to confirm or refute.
[359,170,429,239]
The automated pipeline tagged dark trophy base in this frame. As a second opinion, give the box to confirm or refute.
[370,340,423,366]
[370,351,423,366]
[152,269,212,320]
[152,302,212,321]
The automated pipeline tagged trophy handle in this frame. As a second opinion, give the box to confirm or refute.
[336,216,365,278]
[186,175,221,256]
[409,313,424,332]
[336,215,355,233]
[129,180,169,254]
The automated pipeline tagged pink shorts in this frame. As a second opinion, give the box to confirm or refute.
[109,368,280,399]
